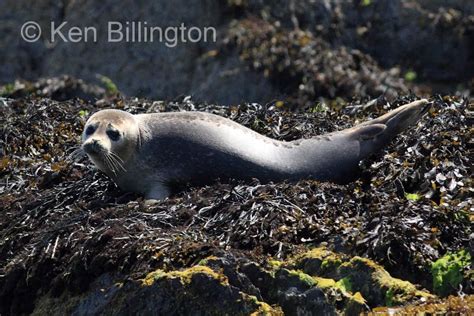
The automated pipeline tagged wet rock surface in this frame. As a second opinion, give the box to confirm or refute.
[0,77,472,315]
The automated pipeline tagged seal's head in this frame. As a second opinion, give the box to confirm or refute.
[82,109,140,176]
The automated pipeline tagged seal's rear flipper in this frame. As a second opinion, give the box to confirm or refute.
[360,99,430,131]
[350,99,431,158]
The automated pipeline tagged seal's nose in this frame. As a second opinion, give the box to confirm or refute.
[83,139,102,154]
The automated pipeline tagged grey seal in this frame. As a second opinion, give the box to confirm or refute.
[81,99,430,200]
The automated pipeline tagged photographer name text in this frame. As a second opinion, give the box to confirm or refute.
[21,21,217,47]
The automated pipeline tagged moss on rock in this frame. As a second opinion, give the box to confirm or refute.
[286,269,317,287]
[285,247,434,307]
[138,265,280,315]
[339,256,433,306]
[143,265,228,287]
[290,246,346,277]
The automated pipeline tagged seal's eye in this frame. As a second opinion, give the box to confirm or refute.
[85,126,95,136]
[107,130,121,141]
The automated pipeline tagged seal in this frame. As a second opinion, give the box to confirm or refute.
[81,99,430,200]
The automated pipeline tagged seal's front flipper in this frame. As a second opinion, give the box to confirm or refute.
[351,99,431,158]
[145,183,171,201]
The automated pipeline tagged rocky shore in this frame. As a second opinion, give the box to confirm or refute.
[0,78,471,315]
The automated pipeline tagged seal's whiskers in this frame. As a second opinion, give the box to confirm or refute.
[67,147,86,162]
[108,152,126,172]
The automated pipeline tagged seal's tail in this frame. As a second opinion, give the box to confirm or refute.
[348,99,431,159]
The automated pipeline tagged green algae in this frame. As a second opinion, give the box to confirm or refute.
[385,288,395,306]
[404,70,417,82]
[78,109,89,118]
[336,277,353,293]
[98,75,119,95]
[0,83,14,96]
[405,192,421,201]
[197,255,219,266]
[286,269,317,287]
[431,249,471,296]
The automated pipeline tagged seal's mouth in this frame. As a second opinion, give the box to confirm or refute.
[82,140,127,174]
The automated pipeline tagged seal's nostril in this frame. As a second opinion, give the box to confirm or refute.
[83,140,101,154]
[83,143,93,153]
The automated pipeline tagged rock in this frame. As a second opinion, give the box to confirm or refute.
[33,266,281,316]
[0,1,472,103]
[0,91,471,314]
[0,75,106,101]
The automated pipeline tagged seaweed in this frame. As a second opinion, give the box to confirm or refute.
[0,77,472,315]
